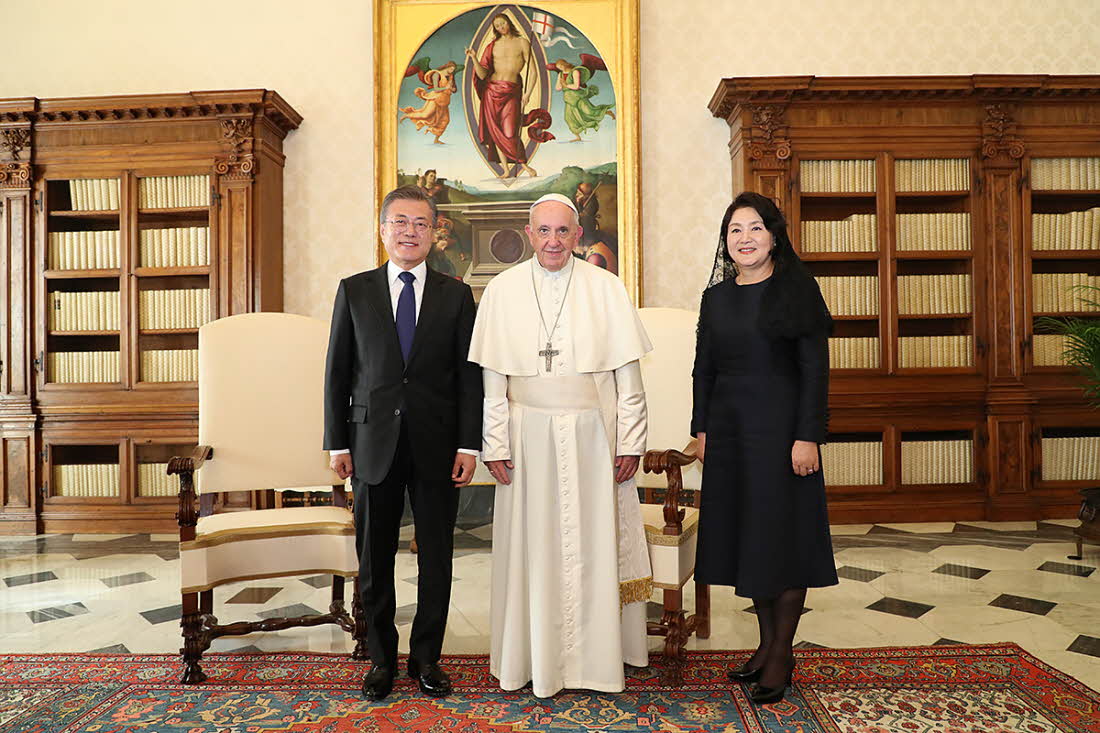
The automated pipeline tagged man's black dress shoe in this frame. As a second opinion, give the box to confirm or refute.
[407,658,452,697]
[361,665,395,701]
[727,663,762,683]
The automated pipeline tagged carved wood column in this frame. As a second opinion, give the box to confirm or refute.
[980,103,1036,519]
[215,117,256,319]
[0,116,38,534]
[744,105,793,209]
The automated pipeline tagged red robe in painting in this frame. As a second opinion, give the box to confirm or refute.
[475,40,527,164]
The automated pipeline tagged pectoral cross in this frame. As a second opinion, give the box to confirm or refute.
[539,341,560,371]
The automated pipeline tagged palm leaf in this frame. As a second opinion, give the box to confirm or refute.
[1037,282,1100,408]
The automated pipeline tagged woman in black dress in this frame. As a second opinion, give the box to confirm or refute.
[692,192,838,704]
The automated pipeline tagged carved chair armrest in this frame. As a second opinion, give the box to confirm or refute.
[643,443,699,536]
[171,446,213,541]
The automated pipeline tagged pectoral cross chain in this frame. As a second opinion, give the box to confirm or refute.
[539,341,560,371]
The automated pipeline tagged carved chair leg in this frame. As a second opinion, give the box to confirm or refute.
[1069,536,1084,561]
[200,589,213,615]
[180,591,209,685]
[660,589,688,686]
[351,577,369,661]
[695,583,711,639]
[330,575,346,616]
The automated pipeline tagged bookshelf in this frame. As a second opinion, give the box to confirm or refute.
[710,75,1100,522]
[0,91,300,534]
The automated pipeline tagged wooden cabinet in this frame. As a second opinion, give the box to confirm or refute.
[710,75,1100,522]
[0,90,301,534]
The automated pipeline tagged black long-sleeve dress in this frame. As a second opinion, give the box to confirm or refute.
[691,277,838,598]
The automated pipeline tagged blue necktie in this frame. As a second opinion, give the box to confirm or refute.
[396,270,416,363]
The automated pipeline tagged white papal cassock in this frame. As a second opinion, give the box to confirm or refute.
[469,256,653,698]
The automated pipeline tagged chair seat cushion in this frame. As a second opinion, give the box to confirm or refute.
[639,504,699,589]
[181,506,357,593]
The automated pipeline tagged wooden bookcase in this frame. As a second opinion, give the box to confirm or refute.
[710,75,1100,522]
[0,90,301,534]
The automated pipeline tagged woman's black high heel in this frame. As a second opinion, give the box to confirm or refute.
[748,664,794,704]
[727,663,763,682]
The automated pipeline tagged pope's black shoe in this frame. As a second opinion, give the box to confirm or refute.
[407,658,452,697]
[361,665,395,701]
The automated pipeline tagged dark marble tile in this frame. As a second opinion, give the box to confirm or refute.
[646,601,663,621]
[4,571,58,587]
[866,597,934,619]
[394,602,418,626]
[1037,561,1095,578]
[988,594,1056,616]
[226,587,283,604]
[933,638,967,646]
[300,575,334,589]
[256,603,322,620]
[101,571,155,588]
[28,602,89,624]
[933,563,989,580]
[793,641,827,650]
[836,565,885,582]
[831,521,1076,554]
[1067,634,1100,658]
[141,604,183,625]
[402,575,459,586]
[452,533,491,550]
[87,644,130,653]
[0,533,179,561]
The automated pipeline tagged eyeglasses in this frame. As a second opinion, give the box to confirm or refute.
[385,218,431,234]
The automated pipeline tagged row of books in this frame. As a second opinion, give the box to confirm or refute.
[138,463,181,497]
[1031,157,1100,191]
[1040,436,1100,481]
[820,442,883,485]
[48,231,121,270]
[1032,273,1100,312]
[49,291,119,332]
[48,352,119,383]
[898,335,972,368]
[66,179,120,212]
[1033,334,1069,367]
[801,215,878,252]
[141,349,199,382]
[138,289,212,330]
[138,175,211,209]
[897,274,972,315]
[829,337,880,369]
[896,213,972,251]
[800,160,877,193]
[1031,209,1100,250]
[139,227,210,268]
[894,158,970,192]
[52,464,119,497]
[818,276,879,316]
[900,440,974,484]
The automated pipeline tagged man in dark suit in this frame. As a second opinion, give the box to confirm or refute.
[324,185,482,701]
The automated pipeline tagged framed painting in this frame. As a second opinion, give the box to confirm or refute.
[374,0,641,302]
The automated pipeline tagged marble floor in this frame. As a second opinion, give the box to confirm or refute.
[1,519,1097,692]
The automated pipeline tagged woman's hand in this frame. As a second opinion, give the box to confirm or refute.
[791,440,819,477]
[696,432,706,463]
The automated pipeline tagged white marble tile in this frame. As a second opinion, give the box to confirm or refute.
[977,569,1099,602]
[1046,601,1100,637]
[800,579,884,611]
[832,547,941,574]
[1041,519,1084,528]
[466,524,495,541]
[829,524,875,536]
[1029,649,1100,693]
[798,608,940,648]
[928,545,1042,571]
[918,605,1079,652]
[878,522,957,534]
[149,534,179,542]
[870,570,998,608]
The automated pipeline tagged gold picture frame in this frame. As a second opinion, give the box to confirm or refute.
[374,0,642,302]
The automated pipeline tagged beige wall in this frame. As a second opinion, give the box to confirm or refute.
[9,0,1100,315]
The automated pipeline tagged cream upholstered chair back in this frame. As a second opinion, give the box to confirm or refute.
[197,312,340,492]
[637,307,701,491]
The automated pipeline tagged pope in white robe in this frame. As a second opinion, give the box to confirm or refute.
[468,193,654,698]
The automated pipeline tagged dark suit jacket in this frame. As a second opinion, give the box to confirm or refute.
[323,265,483,486]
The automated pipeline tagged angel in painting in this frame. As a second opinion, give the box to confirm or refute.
[399,58,462,144]
[550,55,616,142]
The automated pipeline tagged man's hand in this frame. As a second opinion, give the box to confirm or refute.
[791,440,820,477]
[330,453,353,480]
[452,453,476,488]
[696,432,706,464]
[614,455,639,484]
[485,459,514,485]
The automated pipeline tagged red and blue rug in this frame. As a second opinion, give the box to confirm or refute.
[1,644,1096,732]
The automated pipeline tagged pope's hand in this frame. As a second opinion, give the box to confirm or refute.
[452,453,476,488]
[330,453,353,480]
[615,455,639,484]
[486,459,514,485]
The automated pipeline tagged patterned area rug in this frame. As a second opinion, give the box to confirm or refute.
[1,644,1096,732]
